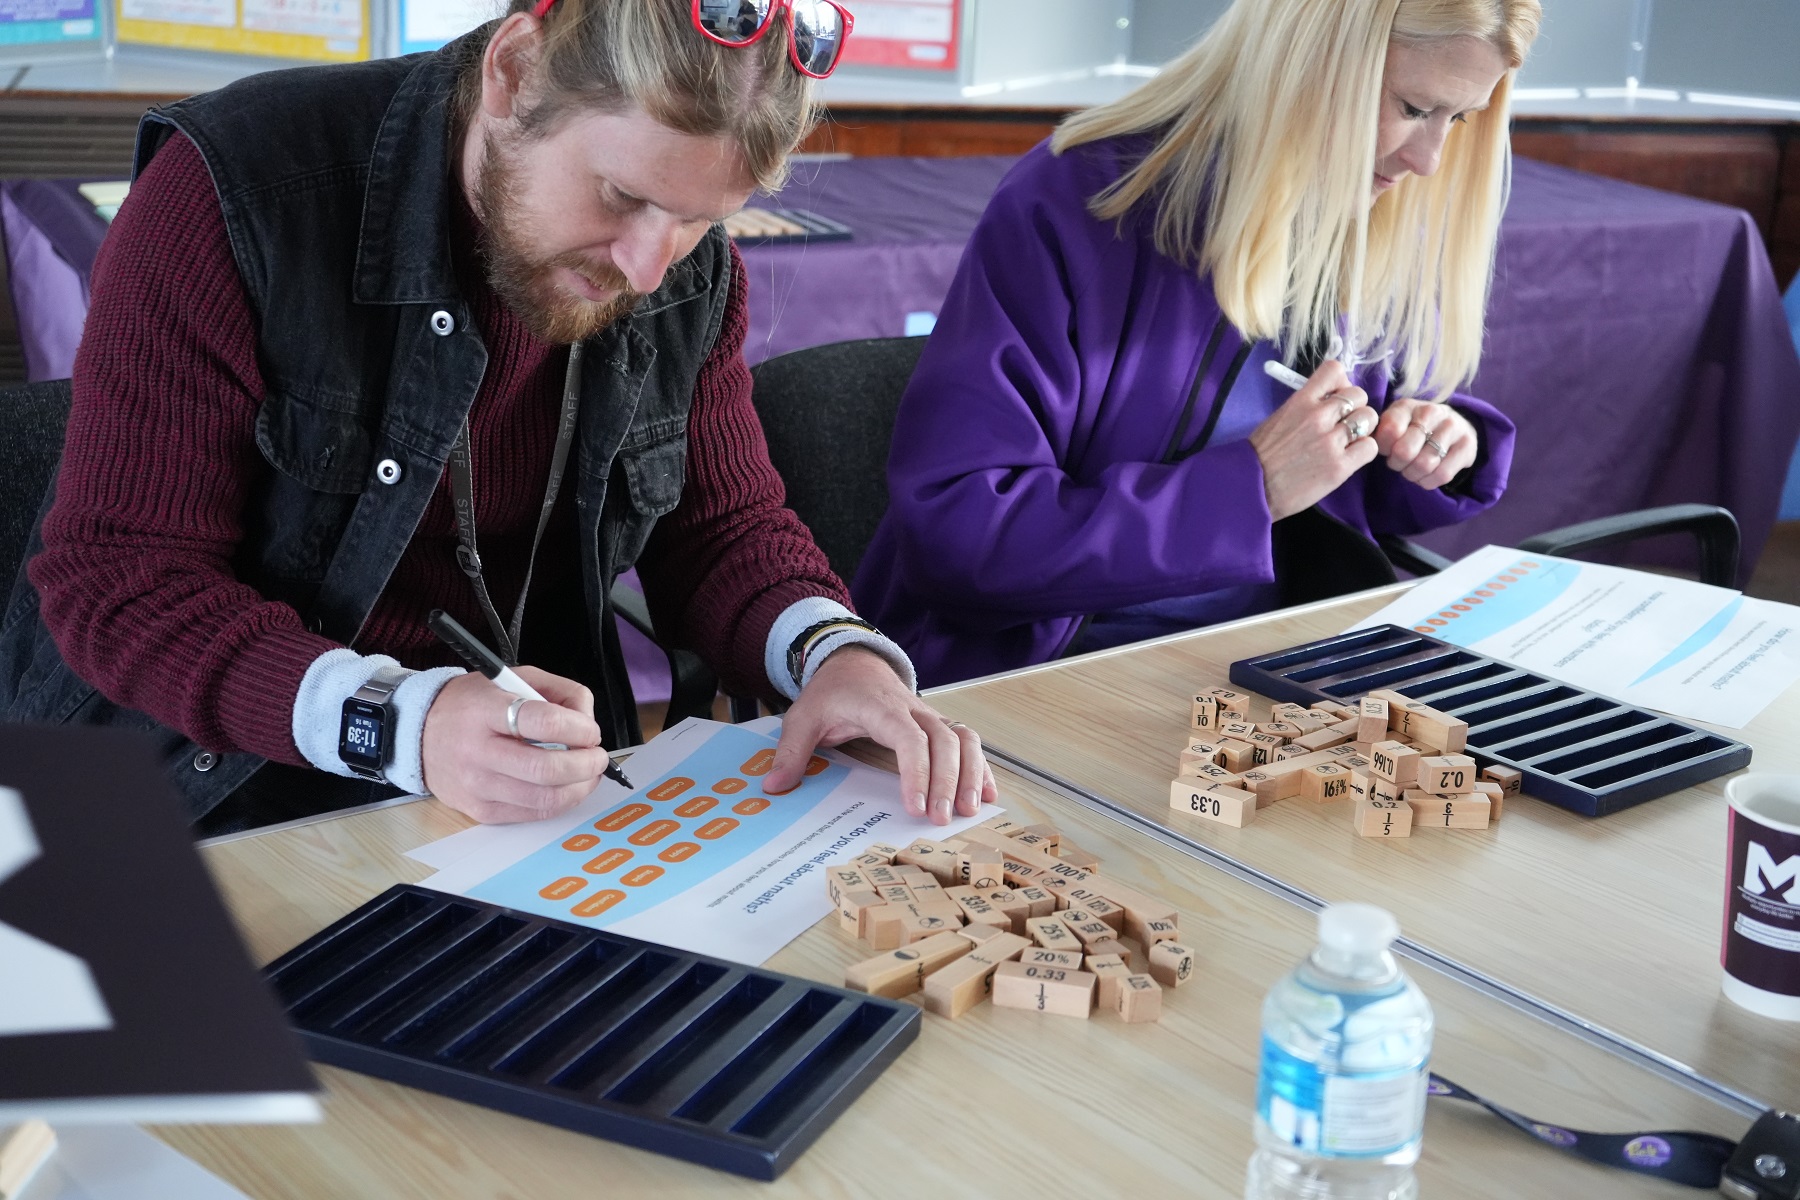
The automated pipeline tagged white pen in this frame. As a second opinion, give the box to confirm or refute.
[1262,359,1310,391]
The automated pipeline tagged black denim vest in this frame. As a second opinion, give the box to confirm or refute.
[0,32,732,822]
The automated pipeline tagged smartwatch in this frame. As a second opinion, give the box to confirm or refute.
[338,665,412,782]
[786,616,881,689]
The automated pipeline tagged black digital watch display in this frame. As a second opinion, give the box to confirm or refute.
[338,665,410,783]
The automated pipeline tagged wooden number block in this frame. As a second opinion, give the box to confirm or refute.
[985,819,1025,837]
[851,851,887,871]
[1218,720,1257,741]
[1208,686,1252,714]
[1256,721,1301,743]
[1370,690,1469,753]
[898,901,965,944]
[1285,712,1329,735]
[837,887,886,936]
[956,920,1011,947]
[863,904,903,950]
[897,839,961,885]
[1336,752,1372,771]
[1217,740,1257,771]
[0,1121,56,1200]
[1348,769,1370,804]
[1356,696,1390,743]
[1190,693,1220,731]
[845,930,973,998]
[1056,841,1102,871]
[1085,953,1132,1010]
[1300,762,1353,804]
[1082,895,1125,932]
[1140,917,1181,953]
[1002,860,1043,889]
[1170,780,1257,827]
[1294,727,1351,752]
[1013,833,1055,855]
[1018,823,1062,850]
[1016,885,1058,918]
[1179,760,1243,790]
[1472,780,1505,821]
[1418,755,1476,794]
[1122,904,1184,949]
[862,864,903,889]
[1353,798,1413,838]
[965,846,1006,891]
[1482,764,1522,796]
[909,878,950,906]
[1245,731,1284,765]
[1369,740,1420,786]
[875,883,916,907]
[1116,974,1164,1023]
[983,887,1031,932]
[1085,937,1134,971]
[864,841,902,864]
[1021,947,1085,972]
[950,889,1011,928]
[1057,908,1115,949]
[1403,790,1492,829]
[991,961,1097,1018]
[1148,940,1197,989]
[825,864,870,906]
[1026,915,1082,953]
[1036,876,1073,905]
[1178,746,1227,775]
[1183,737,1228,760]
[921,932,1030,1018]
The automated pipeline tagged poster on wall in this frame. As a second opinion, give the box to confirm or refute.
[396,0,492,54]
[118,0,368,60]
[838,0,958,72]
[0,0,100,47]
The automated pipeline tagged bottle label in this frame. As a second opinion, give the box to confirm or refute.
[1257,1037,1427,1158]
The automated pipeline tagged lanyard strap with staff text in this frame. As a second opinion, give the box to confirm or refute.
[448,341,583,666]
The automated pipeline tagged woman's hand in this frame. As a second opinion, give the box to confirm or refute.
[421,667,610,824]
[1248,360,1381,521]
[1372,399,1478,489]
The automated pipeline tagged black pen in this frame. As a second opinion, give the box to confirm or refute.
[428,609,635,791]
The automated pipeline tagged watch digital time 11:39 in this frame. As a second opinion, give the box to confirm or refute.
[339,665,411,782]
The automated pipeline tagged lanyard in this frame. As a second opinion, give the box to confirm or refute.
[1428,1073,1739,1189]
[448,341,583,666]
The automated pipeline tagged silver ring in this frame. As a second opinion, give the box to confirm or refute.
[1423,433,1448,458]
[1328,393,1356,421]
[946,721,969,732]
[506,695,529,739]
[1345,415,1374,441]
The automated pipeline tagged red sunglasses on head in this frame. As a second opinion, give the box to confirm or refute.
[527,0,855,80]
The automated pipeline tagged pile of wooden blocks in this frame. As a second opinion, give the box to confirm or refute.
[1172,686,1522,838]
[828,820,1189,1024]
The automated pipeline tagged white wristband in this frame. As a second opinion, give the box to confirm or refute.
[764,596,918,700]
[292,649,463,795]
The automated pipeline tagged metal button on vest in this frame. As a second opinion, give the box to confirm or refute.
[429,310,456,336]
[193,750,218,772]
[376,459,404,485]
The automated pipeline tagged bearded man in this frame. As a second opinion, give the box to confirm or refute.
[0,0,995,835]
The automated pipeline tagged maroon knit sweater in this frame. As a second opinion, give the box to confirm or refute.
[32,132,848,767]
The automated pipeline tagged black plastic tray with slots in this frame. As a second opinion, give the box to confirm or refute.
[1228,623,1751,818]
[263,884,920,1180]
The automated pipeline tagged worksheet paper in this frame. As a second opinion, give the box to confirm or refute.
[1351,545,1800,728]
[409,718,1002,966]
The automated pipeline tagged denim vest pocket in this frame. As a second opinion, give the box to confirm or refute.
[255,388,377,493]
[609,436,689,573]
[250,389,376,602]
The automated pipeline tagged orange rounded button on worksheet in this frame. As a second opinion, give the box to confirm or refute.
[539,877,585,901]
[740,749,776,776]
[659,841,701,863]
[562,834,601,852]
[673,796,718,818]
[732,797,770,816]
[806,755,828,776]
[627,819,681,846]
[620,865,665,887]
[695,817,740,840]
[571,889,626,917]
[647,777,694,802]
[595,802,652,832]
[583,848,633,874]
[713,778,748,794]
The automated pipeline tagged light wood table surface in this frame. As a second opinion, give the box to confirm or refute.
[159,759,1746,1198]
[929,588,1800,1114]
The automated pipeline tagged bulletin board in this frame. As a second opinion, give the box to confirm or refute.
[837,0,958,72]
[117,0,368,61]
[395,0,490,55]
[0,0,100,48]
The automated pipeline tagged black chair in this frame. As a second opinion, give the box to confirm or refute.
[744,336,1745,638]
[0,379,723,736]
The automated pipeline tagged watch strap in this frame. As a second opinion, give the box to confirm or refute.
[786,616,881,689]
[351,664,412,705]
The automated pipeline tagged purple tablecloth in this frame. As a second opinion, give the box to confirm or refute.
[8,155,1799,594]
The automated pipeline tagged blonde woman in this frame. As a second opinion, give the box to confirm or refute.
[854,0,1541,687]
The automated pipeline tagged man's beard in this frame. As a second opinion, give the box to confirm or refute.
[473,130,640,345]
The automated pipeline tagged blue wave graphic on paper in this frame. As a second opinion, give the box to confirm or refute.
[1630,596,1742,685]
[1418,559,1579,647]
[470,724,849,928]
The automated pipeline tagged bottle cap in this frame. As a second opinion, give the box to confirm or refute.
[1318,902,1400,957]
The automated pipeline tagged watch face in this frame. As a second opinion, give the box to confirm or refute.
[340,699,386,770]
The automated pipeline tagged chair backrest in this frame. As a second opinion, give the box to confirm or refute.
[0,378,72,593]
[749,336,926,585]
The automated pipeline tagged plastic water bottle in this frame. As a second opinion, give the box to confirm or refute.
[1245,903,1434,1200]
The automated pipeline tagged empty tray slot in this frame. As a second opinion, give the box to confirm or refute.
[287,901,483,1024]
[484,948,678,1076]
[732,1004,903,1140]
[1247,627,1414,672]
[1526,722,1689,773]
[270,889,450,1010]
[1487,710,1660,763]
[1278,637,1441,684]
[548,961,732,1091]
[1303,646,1471,694]
[1572,737,1733,789]
[1398,665,1533,710]
[674,991,844,1126]
[1458,684,1583,729]
[604,975,784,1106]
[382,925,577,1050]
[337,915,530,1037]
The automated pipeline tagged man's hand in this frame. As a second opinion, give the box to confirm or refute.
[421,666,610,824]
[1248,360,1381,521]
[764,645,998,826]
[1371,398,1478,489]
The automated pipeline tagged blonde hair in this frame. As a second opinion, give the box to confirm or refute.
[456,0,817,192]
[1054,0,1540,401]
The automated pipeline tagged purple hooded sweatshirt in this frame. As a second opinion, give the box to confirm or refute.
[852,136,1516,688]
